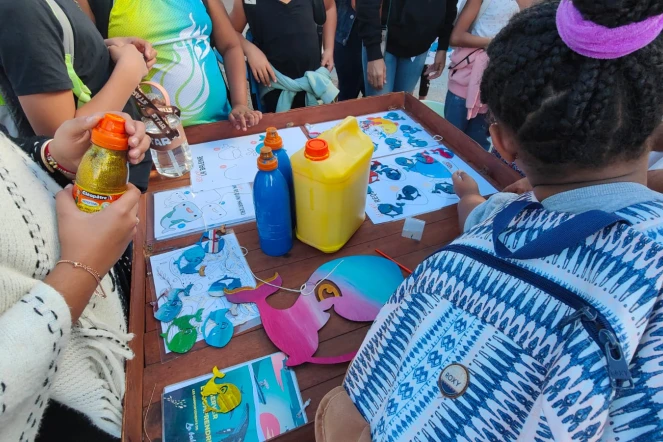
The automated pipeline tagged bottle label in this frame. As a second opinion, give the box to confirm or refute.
[73,183,124,213]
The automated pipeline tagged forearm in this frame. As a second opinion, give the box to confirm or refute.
[221,45,249,107]
[75,66,141,118]
[322,3,337,55]
[356,0,382,61]
[450,32,491,49]
[457,194,487,229]
[237,32,257,55]
[44,264,99,323]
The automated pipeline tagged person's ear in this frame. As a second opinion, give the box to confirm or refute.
[489,123,518,162]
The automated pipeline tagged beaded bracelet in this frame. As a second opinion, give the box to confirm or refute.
[56,260,107,298]
[42,140,77,181]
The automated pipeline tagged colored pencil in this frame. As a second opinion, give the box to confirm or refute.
[375,249,413,274]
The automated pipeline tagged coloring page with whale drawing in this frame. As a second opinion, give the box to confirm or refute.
[154,184,255,241]
[366,147,497,224]
[306,110,440,159]
[150,232,259,353]
[189,128,309,193]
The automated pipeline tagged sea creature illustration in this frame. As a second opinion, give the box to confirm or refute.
[400,124,422,136]
[407,137,428,148]
[201,366,242,413]
[432,182,455,195]
[174,243,206,274]
[367,186,373,195]
[378,202,405,218]
[369,170,380,184]
[397,185,422,201]
[225,256,404,366]
[384,112,405,121]
[161,201,202,233]
[396,153,453,179]
[386,137,402,150]
[154,283,194,323]
[414,151,435,164]
[202,309,234,348]
[431,146,455,159]
[208,276,242,297]
[160,308,203,353]
[376,166,402,181]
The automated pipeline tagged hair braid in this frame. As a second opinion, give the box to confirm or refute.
[481,0,663,169]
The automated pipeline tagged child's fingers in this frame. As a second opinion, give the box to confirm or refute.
[267,66,277,84]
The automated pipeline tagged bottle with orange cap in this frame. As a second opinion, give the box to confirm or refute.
[253,147,293,256]
[72,113,129,213]
[264,127,295,226]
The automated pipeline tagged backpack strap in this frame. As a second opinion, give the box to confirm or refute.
[43,0,92,107]
[492,200,630,260]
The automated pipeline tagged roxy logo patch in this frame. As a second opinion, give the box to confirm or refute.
[438,363,469,399]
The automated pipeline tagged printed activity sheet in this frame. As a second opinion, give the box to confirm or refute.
[153,184,255,240]
[366,147,496,224]
[150,233,259,353]
[306,110,442,159]
[190,127,309,192]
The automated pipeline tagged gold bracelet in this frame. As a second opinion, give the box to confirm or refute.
[56,260,107,298]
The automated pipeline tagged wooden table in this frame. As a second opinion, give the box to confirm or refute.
[122,93,520,442]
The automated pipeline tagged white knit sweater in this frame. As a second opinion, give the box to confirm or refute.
[0,135,134,441]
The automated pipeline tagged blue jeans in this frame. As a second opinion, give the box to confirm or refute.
[362,48,428,96]
[444,90,491,151]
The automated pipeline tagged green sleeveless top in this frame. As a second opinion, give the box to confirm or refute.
[109,0,232,127]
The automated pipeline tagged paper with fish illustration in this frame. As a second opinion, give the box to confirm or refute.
[162,352,307,442]
[190,127,309,192]
[306,110,440,159]
[366,147,496,224]
[150,232,259,353]
[154,184,255,241]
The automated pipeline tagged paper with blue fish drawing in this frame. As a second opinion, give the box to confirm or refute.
[306,110,440,159]
[150,232,259,354]
[189,127,309,193]
[366,147,496,224]
[153,185,255,241]
[162,352,307,442]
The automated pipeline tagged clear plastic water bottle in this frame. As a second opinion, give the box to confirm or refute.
[143,94,193,178]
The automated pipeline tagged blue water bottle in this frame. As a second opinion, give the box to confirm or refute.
[264,127,295,227]
[253,147,293,256]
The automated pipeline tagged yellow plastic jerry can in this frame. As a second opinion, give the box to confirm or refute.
[291,117,374,253]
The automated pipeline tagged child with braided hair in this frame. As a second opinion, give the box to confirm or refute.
[315,1,663,441]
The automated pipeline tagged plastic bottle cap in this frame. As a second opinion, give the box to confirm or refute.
[91,113,129,151]
[304,139,329,161]
[264,127,283,150]
[257,147,278,171]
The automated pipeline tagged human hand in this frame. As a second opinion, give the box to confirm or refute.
[246,46,277,86]
[57,183,141,277]
[105,37,158,69]
[321,50,334,72]
[367,59,387,90]
[50,113,151,172]
[502,177,532,194]
[452,171,480,198]
[229,105,262,131]
[108,43,149,82]
[424,51,447,80]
